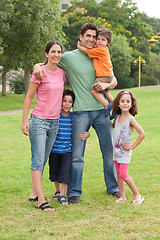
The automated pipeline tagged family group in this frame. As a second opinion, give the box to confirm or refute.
[21,22,145,211]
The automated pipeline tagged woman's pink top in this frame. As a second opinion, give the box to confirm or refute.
[31,65,65,119]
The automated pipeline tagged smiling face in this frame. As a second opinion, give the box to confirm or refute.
[45,44,62,65]
[80,29,97,49]
[96,34,108,47]
[118,94,132,112]
[61,95,73,116]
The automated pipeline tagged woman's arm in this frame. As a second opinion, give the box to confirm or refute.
[21,82,39,136]
[123,118,145,150]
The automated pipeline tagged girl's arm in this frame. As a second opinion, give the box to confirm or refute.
[21,82,39,136]
[77,41,87,54]
[104,91,114,103]
[79,131,90,141]
[123,118,145,150]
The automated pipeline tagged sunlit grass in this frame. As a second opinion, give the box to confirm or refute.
[0,86,160,239]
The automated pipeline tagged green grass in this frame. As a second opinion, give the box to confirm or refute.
[0,86,160,239]
[0,93,37,111]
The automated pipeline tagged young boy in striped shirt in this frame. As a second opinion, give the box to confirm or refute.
[49,89,90,205]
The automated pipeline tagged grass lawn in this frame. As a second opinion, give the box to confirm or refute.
[0,86,160,239]
[0,93,37,111]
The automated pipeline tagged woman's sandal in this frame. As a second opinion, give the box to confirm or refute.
[59,195,69,205]
[132,197,144,205]
[35,201,55,211]
[29,196,47,202]
[29,196,38,201]
[115,198,126,203]
[53,191,60,200]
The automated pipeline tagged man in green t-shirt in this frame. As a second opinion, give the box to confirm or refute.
[34,23,119,204]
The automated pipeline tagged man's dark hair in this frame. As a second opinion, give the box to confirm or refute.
[80,22,98,36]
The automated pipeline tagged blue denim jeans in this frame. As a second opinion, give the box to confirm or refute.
[67,110,119,197]
[29,114,59,171]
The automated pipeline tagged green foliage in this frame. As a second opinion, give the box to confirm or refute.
[0,0,66,94]
[9,71,25,94]
[61,0,159,88]
[110,35,133,88]
[141,74,157,86]
[143,53,160,85]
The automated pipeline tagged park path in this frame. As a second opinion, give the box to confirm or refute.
[0,109,23,115]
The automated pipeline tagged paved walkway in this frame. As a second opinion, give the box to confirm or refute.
[0,109,23,115]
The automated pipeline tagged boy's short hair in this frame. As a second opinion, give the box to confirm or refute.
[63,89,75,105]
[97,26,113,45]
[80,22,98,36]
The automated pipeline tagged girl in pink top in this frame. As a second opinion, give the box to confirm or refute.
[22,41,65,211]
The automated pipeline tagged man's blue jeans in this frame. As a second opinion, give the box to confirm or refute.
[67,110,119,198]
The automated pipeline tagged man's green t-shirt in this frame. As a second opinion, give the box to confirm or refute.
[58,49,104,111]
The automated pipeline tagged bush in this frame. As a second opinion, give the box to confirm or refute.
[9,70,25,94]
[141,74,157,86]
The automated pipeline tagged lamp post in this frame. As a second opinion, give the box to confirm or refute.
[148,32,160,47]
[133,56,146,88]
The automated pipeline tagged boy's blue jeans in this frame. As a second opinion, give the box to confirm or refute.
[67,109,119,198]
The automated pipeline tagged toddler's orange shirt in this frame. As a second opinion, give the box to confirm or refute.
[86,46,113,77]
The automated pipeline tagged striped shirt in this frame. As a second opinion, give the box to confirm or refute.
[51,112,72,154]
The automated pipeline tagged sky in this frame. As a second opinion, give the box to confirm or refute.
[133,0,160,18]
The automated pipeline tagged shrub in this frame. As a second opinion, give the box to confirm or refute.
[9,70,25,94]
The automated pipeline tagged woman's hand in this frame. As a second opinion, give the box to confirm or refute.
[21,121,29,136]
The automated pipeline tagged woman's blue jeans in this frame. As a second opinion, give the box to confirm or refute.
[29,114,59,171]
[67,110,119,197]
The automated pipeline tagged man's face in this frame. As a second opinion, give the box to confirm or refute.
[79,29,97,49]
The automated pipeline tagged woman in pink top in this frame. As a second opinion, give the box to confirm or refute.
[21,41,65,211]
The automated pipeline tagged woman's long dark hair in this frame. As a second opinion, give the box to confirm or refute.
[44,41,62,64]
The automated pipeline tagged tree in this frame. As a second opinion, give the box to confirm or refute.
[0,0,65,95]
[110,35,133,88]
[143,53,160,85]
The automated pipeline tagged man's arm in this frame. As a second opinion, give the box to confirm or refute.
[92,76,117,92]
[33,63,45,81]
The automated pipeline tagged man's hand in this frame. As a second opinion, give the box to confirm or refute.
[33,63,47,81]
[92,82,110,92]
[92,76,117,91]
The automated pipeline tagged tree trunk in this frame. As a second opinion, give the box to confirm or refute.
[24,66,30,95]
[2,70,7,96]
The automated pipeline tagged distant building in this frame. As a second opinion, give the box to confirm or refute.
[60,0,102,11]
[61,0,72,11]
